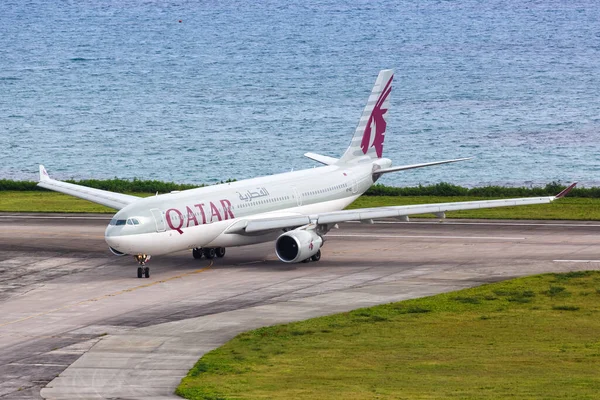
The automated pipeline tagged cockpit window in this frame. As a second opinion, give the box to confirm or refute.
[110,218,140,226]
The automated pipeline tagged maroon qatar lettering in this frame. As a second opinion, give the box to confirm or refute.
[220,199,234,219]
[185,206,198,227]
[164,199,235,234]
[209,202,222,222]
[165,208,184,235]
[194,203,207,224]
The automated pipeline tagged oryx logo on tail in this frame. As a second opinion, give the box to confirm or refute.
[360,75,392,158]
[338,69,394,164]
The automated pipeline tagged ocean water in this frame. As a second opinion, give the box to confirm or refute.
[1,0,599,187]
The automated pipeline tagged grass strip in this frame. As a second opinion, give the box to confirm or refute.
[177,271,600,400]
[348,196,600,220]
[1,191,598,220]
[3,180,598,197]
[0,191,149,213]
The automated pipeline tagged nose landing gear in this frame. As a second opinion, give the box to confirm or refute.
[136,266,149,278]
[134,254,151,278]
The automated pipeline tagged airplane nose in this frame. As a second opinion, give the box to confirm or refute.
[105,224,118,238]
[105,232,122,249]
[105,225,127,253]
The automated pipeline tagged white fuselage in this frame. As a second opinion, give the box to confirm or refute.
[105,160,387,256]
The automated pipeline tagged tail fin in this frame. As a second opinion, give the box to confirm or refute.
[338,69,394,164]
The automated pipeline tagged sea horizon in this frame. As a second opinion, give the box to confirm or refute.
[1,0,599,187]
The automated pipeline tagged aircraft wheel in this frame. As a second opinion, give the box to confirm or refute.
[192,248,203,259]
[302,258,311,263]
[311,250,321,262]
[204,248,216,259]
[137,267,143,279]
[216,247,226,258]
[144,267,150,278]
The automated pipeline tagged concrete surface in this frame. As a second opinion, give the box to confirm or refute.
[0,213,598,399]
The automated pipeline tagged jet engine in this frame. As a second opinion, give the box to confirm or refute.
[275,229,323,263]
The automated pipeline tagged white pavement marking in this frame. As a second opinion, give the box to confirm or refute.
[347,221,600,227]
[3,214,600,227]
[10,363,69,367]
[553,260,600,263]
[0,215,110,220]
[328,234,526,240]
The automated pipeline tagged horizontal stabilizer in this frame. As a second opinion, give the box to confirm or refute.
[375,157,473,175]
[304,153,338,166]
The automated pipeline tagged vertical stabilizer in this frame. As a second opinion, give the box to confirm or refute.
[338,69,394,164]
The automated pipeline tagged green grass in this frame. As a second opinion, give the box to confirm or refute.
[0,191,600,220]
[348,196,600,220]
[0,192,598,220]
[177,271,600,400]
[0,191,149,213]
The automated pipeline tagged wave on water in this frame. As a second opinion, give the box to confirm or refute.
[1,0,599,187]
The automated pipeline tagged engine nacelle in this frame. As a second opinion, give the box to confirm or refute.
[275,229,323,263]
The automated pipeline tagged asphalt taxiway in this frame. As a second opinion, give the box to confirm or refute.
[0,213,599,399]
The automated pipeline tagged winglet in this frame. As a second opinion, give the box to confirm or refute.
[555,182,577,199]
[39,165,50,182]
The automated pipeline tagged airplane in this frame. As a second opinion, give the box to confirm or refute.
[37,69,576,278]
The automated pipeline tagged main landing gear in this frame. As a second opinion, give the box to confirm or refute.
[302,249,322,263]
[192,247,226,260]
[134,254,151,279]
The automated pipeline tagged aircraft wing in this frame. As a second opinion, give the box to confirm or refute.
[228,183,577,234]
[37,165,141,210]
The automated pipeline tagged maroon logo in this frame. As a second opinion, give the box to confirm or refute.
[309,240,314,251]
[360,75,393,158]
[165,199,235,235]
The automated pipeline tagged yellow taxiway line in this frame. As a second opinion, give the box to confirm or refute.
[0,261,213,328]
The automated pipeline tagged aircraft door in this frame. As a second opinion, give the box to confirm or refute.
[347,171,358,194]
[150,208,166,232]
[345,170,358,194]
[293,187,302,206]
